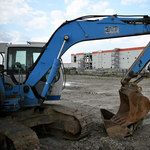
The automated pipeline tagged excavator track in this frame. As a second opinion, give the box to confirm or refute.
[49,104,93,140]
[0,104,93,149]
[0,118,40,150]
[31,104,93,140]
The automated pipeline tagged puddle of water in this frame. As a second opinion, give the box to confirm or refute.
[65,82,82,87]
[63,89,72,92]
[96,92,105,94]
[65,82,75,86]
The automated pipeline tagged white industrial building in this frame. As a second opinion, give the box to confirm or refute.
[63,63,71,68]
[63,46,145,71]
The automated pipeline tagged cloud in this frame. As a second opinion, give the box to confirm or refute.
[27,15,49,29]
[0,29,49,44]
[101,9,115,15]
[89,1,109,13]
[50,1,115,29]
[0,30,13,42]
[0,0,32,25]
[50,10,65,29]
[140,4,148,8]
[64,0,69,3]
[64,1,114,17]
[0,30,30,44]
[31,36,49,42]
[124,35,150,47]
[65,0,90,17]
[0,0,49,29]
[121,0,147,5]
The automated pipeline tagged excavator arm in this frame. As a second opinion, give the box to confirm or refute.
[26,15,150,93]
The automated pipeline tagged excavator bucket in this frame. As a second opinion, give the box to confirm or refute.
[100,84,150,138]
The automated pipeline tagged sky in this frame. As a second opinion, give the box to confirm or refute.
[0,0,150,63]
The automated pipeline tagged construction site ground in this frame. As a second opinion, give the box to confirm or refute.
[41,74,150,150]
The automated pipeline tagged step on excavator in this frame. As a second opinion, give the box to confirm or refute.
[0,14,150,149]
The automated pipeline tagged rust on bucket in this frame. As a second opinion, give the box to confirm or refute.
[100,83,150,138]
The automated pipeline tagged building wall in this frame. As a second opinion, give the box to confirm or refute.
[63,63,71,68]
[101,51,112,68]
[119,47,144,69]
[66,46,145,70]
[84,53,92,69]
[71,54,77,68]
[92,51,99,69]
[71,53,84,68]
[92,47,144,69]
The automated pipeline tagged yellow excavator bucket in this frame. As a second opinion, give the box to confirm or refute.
[100,84,150,138]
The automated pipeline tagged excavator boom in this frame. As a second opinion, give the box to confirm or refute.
[26,15,150,88]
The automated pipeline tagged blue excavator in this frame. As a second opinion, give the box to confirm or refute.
[0,14,150,149]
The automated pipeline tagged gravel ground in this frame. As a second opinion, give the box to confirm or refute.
[40,74,150,150]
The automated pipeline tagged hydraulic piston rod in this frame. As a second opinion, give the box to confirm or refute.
[41,35,69,98]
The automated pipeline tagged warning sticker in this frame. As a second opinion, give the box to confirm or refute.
[105,26,119,35]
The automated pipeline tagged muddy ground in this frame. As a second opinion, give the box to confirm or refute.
[41,74,150,150]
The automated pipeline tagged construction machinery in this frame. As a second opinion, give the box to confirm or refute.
[0,15,150,149]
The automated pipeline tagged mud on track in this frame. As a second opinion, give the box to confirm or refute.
[41,75,150,150]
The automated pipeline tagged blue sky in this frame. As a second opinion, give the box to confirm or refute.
[0,0,150,62]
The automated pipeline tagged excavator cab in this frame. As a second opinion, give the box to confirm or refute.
[101,42,150,138]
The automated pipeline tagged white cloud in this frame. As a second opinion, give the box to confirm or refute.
[27,15,49,29]
[0,0,32,25]
[140,4,148,8]
[64,0,69,3]
[50,10,65,29]
[89,1,109,13]
[123,35,150,47]
[65,0,90,17]
[0,30,13,42]
[121,0,147,5]
[31,36,49,42]
[0,0,49,29]
[50,1,115,29]
[101,9,115,15]
[0,29,49,44]
[0,30,30,44]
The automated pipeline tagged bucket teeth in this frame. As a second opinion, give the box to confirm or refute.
[100,109,131,138]
[111,115,126,126]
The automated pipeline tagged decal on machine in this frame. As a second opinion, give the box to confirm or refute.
[105,26,119,35]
